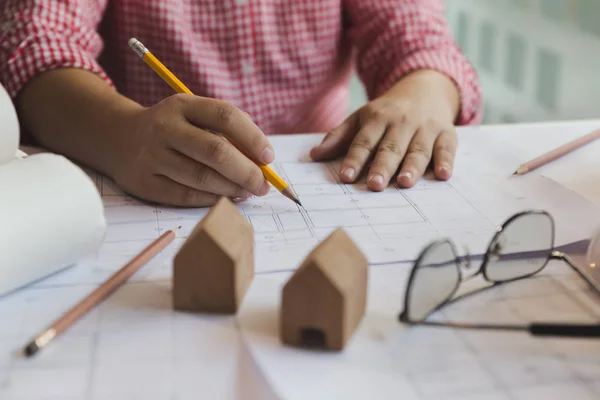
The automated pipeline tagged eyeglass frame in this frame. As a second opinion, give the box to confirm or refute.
[398,209,600,338]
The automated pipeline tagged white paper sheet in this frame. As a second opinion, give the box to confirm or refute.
[0,281,278,399]
[2,122,600,398]
[67,132,600,284]
[238,264,600,400]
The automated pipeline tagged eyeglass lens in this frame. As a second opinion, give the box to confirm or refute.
[484,212,554,282]
[406,241,460,321]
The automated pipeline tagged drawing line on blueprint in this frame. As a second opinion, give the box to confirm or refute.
[93,162,502,259]
[324,162,383,242]
[88,162,524,279]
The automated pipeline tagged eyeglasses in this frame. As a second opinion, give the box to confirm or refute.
[398,209,600,338]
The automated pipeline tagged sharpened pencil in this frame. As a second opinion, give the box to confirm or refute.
[513,128,600,175]
[23,227,180,357]
[127,38,302,207]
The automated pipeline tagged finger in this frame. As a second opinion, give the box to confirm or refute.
[145,175,221,207]
[159,149,253,199]
[309,114,358,161]
[366,122,416,191]
[177,95,275,165]
[397,128,439,188]
[339,120,387,183]
[432,129,457,180]
[167,122,270,197]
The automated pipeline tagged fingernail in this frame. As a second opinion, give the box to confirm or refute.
[261,147,274,164]
[258,181,271,196]
[439,165,451,175]
[342,168,355,180]
[399,171,413,182]
[241,190,253,199]
[368,173,384,185]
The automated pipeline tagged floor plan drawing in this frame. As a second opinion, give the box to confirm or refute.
[84,148,600,277]
[3,133,600,399]
[86,160,498,275]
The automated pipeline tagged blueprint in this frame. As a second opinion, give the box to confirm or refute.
[2,132,600,399]
[237,261,600,400]
[70,133,600,281]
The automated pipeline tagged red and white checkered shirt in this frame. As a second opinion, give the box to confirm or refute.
[0,0,482,135]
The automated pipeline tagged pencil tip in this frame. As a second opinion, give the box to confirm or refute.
[281,187,302,206]
[23,342,39,357]
[512,171,518,175]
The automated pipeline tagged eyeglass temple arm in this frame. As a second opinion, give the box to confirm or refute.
[403,319,600,338]
[466,239,590,264]
[478,248,552,262]
[529,323,600,338]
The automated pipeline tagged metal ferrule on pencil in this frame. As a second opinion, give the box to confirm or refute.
[128,38,149,58]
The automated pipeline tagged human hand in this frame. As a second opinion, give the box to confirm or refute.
[111,94,274,207]
[310,69,461,191]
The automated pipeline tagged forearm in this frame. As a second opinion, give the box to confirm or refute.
[344,0,482,125]
[15,68,143,178]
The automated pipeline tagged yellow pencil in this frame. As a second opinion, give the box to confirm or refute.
[128,38,301,206]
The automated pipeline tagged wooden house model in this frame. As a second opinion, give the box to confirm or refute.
[173,197,254,314]
[280,228,368,351]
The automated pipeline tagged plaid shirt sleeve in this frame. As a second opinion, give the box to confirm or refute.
[0,0,112,99]
[344,0,483,125]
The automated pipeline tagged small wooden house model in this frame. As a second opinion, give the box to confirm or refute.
[173,197,254,314]
[280,228,368,351]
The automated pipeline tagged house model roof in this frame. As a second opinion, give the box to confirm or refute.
[191,198,253,260]
[289,229,367,295]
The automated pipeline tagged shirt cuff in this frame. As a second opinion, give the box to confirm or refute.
[372,50,483,126]
[0,36,113,100]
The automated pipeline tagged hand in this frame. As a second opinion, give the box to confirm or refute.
[111,94,274,207]
[310,69,461,190]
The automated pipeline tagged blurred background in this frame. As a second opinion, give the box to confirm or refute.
[348,0,600,125]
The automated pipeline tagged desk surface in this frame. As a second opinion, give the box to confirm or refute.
[4,119,600,400]
[464,119,600,205]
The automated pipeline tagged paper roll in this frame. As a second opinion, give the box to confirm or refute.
[0,82,19,163]
[0,153,107,296]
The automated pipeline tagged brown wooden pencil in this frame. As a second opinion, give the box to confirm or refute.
[23,226,180,357]
[513,128,600,175]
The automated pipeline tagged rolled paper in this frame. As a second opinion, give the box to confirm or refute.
[0,82,106,297]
